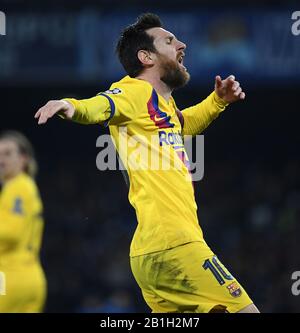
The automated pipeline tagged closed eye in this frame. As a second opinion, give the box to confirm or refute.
[166,36,174,44]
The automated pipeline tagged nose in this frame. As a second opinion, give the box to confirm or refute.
[177,40,186,51]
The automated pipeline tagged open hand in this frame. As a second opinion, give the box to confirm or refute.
[34,100,75,125]
[215,75,245,103]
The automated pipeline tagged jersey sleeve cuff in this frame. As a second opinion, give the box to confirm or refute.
[213,91,229,108]
[97,93,116,127]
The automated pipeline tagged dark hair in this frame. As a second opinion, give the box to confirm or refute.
[116,13,163,77]
[0,130,38,178]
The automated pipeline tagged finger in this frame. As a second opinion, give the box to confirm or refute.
[38,112,49,125]
[35,103,51,120]
[34,109,41,118]
[224,75,236,89]
[232,81,240,91]
[37,106,56,125]
[215,75,222,88]
[239,92,246,100]
[234,87,242,97]
[38,115,47,125]
[225,74,235,83]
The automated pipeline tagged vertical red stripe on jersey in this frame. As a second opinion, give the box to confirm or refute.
[147,90,174,129]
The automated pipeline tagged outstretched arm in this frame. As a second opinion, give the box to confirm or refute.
[34,95,111,125]
[180,75,245,137]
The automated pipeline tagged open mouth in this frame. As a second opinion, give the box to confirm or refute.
[177,54,186,70]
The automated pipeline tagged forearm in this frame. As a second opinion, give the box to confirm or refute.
[63,95,111,125]
[181,91,229,136]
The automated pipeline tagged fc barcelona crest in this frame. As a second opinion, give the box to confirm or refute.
[227,282,242,298]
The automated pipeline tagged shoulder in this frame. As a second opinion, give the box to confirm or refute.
[108,76,153,102]
[4,173,37,200]
[97,76,154,125]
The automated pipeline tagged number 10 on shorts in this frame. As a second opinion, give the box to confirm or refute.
[203,256,234,285]
[0,272,6,295]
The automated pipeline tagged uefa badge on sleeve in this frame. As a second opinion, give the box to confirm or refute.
[227,281,242,298]
[104,88,122,95]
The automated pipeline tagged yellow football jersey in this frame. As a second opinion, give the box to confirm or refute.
[0,172,46,312]
[0,172,44,267]
[65,76,228,257]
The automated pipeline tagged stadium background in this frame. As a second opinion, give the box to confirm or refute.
[1,0,299,312]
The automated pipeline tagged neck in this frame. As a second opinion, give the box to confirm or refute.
[1,170,22,185]
[136,72,172,102]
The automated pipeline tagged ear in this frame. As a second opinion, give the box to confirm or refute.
[137,50,154,65]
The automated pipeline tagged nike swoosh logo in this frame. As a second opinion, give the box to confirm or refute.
[153,114,170,123]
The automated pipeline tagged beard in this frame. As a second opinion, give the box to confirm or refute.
[157,53,190,90]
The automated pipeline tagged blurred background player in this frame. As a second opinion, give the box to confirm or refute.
[0,131,46,313]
